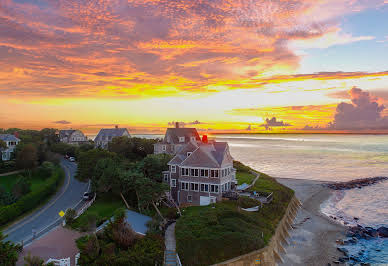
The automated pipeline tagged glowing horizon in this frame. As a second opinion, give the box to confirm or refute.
[1,0,388,133]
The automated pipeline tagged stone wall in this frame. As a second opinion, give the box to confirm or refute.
[213,196,302,266]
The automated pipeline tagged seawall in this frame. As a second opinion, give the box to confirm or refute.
[213,196,302,266]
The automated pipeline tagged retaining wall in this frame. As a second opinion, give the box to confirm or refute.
[214,196,302,266]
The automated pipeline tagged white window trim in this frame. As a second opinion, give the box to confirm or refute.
[187,152,192,157]
[190,182,199,192]
[162,145,166,151]
[163,173,169,182]
[181,181,189,191]
[179,136,185,142]
[171,179,177,187]
[187,195,193,202]
[171,165,176,173]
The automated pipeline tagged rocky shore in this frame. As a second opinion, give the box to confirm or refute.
[327,176,388,190]
[332,224,388,265]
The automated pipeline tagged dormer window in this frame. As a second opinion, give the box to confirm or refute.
[190,137,195,141]
[187,152,192,157]
[162,145,166,151]
[179,136,185,142]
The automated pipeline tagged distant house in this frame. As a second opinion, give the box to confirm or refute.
[162,135,237,206]
[154,122,201,155]
[59,130,87,145]
[0,134,20,161]
[94,126,131,149]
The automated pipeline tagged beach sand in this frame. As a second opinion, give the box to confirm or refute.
[276,178,346,266]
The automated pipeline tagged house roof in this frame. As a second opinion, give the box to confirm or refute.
[94,128,130,141]
[59,130,76,139]
[0,134,20,142]
[168,141,198,165]
[169,141,233,168]
[163,128,201,144]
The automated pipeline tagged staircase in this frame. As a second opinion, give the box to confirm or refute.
[164,222,182,266]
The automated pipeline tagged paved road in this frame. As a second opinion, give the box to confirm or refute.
[4,159,89,245]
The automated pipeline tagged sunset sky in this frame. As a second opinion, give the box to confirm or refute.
[1,0,388,133]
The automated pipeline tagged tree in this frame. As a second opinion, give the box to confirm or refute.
[0,140,6,165]
[0,231,22,266]
[76,149,117,182]
[140,153,172,182]
[23,252,55,266]
[16,144,38,174]
[108,137,157,161]
[11,176,31,199]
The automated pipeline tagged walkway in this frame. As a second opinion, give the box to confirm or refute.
[0,170,23,176]
[164,222,178,266]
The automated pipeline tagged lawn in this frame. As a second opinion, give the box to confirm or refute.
[70,193,124,231]
[175,161,294,266]
[0,171,48,193]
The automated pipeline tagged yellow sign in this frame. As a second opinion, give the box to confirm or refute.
[59,210,65,217]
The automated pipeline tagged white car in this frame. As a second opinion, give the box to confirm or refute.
[69,157,75,162]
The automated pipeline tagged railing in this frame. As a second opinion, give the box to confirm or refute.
[177,253,182,266]
[75,193,96,219]
[46,257,70,266]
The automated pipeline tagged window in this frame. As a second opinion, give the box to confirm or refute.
[187,195,193,202]
[191,183,199,191]
[181,182,189,191]
[200,184,209,192]
[191,168,195,176]
[210,185,219,193]
[194,169,199,177]
[171,179,176,187]
[200,169,209,177]
[181,168,189,176]
[187,152,192,157]
[179,136,185,142]
[210,170,219,178]
[190,137,196,141]
[171,165,176,173]
[162,145,166,151]
[163,174,169,182]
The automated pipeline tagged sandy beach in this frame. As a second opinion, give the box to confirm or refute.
[276,178,346,266]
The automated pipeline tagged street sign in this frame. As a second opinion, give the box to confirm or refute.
[59,210,65,217]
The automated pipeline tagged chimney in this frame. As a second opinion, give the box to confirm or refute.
[115,125,118,129]
[202,134,208,143]
[175,122,179,128]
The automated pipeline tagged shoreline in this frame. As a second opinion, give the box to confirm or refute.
[275,178,346,265]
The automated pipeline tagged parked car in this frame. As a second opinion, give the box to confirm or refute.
[83,192,94,201]
[69,157,75,162]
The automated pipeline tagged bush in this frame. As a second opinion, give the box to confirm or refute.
[0,167,64,226]
[165,208,179,220]
[0,160,17,174]
[237,196,260,208]
[38,161,55,179]
[65,208,77,225]
[12,176,31,199]
[0,186,16,206]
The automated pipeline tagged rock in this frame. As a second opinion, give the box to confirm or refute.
[336,239,345,245]
[354,217,359,220]
[333,261,340,264]
[360,263,371,266]
[377,226,388,237]
[366,228,378,237]
[337,247,349,256]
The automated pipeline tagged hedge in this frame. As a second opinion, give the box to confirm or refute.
[0,167,64,226]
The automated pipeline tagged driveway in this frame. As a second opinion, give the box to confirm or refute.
[3,159,89,245]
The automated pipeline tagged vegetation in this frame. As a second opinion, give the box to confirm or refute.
[107,136,158,161]
[175,161,294,266]
[0,231,22,266]
[70,193,124,232]
[76,209,164,265]
[0,166,64,226]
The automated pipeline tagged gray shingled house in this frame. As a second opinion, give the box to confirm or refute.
[154,122,201,155]
[0,134,20,161]
[94,126,131,149]
[162,135,237,206]
[59,129,87,145]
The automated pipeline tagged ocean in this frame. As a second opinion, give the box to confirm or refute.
[213,134,388,265]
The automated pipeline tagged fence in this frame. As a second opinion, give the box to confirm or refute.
[46,257,70,266]
[74,193,96,219]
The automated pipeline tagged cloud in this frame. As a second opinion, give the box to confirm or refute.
[168,120,206,127]
[328,87,388,130]
[260,117,292,130]
[0,0,385,99]
[53,120,71,124]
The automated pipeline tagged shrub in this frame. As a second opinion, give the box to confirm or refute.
[0,160,17,174]
[237,196,260,209]
[38,161,55,178]
[12,176,31,199]
[0,167,64,226]
[65,208,77,225]
[165,208,179,220]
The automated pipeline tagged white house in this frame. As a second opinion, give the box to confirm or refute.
[59,130,88,145]
[0,134,20,161]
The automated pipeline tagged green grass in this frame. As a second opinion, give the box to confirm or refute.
[175,161,294,266]
[0,172,48,192]
[70,193,124,231]
[236,171,256,185]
